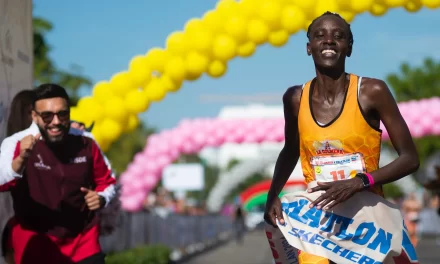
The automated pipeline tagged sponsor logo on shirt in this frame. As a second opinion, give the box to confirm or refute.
[313,140,344,155]
[70,156,87,164]
[34,154,51,170]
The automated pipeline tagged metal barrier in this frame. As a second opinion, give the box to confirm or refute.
[99,211,234,254]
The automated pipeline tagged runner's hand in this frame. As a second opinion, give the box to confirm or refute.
[19,134,40,159]
[308,178,364,210]
[81,187,102,211]
[264,196,285,228]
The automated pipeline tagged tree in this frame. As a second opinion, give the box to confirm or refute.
[386,57,440,164]
[33,15,92,105]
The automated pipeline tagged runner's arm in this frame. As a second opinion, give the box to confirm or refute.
[0,141,22,191]
[267,86,302,199]
[91,140,117,207]
[0,136,24,186]
[366,79,420,184]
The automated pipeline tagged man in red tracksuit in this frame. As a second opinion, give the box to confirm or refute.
[0,84,116,264]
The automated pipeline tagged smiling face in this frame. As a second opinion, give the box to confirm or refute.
[307,14,352,70]
[32,97,70,144]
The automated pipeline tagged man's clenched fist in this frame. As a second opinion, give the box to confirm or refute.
[81,187,105,211]
[19,134,40,159]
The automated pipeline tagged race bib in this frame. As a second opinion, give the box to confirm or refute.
[310,153,366,182]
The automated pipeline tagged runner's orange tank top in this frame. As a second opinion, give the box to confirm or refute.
[298,74,383,195]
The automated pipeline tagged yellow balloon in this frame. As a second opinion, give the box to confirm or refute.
[213,34,237,61]
[77,96,103,122]
[165,56,186,82]
[238,0,261,18]
[70,107,83,122]
[370,3,388,16]
[125,115,140,133]
[247,19,270,44]
[166,32,187,56]
[351,0,374,12]
[100,118,123,142]
[339,11,356,23]
[207,60,227,78]
[315,0,339,17]
[258,1,282,29]
[145,78,167,102]
[292,0,316,18]
[91,127,103,144]
[161,75,182,92]
[104,96,127,122]
[184,18,205,35]
[224,16,248,43]
[216,0,240,17]
[109,71,136,96]
[237,42,256,57]
[421,0,440,8]
[185,52,209,80]
[92,81,113,104]
[202,10,224,33]
[281,5,306,34]
[129,55,151,88]
[124,89,150,114]
[268,30,289,47]
[383,0,408,8]
[189,29,214,54]
[338,0,352,10]
[405,0,422,11]
[145,48,170,72]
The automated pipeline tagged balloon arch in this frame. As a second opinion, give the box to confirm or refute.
[68,0,440,151]
[120,97,440,211]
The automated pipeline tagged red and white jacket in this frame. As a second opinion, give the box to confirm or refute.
[0,123,116,238]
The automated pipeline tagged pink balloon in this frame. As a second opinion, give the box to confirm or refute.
[410,126,424,138]
[167,148,180,162]
[133,153,145,164]
[181,140,196,154]
[432,122,440,135]
[381,130,390,141]
[193,131,207,147]
[144,161,160,175]
[121,195,144,212]
[144,145,159,157]
[142,174,158,189]
[156,155,171,169]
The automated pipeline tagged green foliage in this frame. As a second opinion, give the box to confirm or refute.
[105,244,171,264]
[385,57,440,165]
[383,183,404,200]
[33,15,92,105]
[386,58,440,102]
[105,123,156,175]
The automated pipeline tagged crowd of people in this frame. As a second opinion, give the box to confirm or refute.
[142,187,208,217]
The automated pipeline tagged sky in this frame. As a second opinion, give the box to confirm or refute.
[33,1,440,131]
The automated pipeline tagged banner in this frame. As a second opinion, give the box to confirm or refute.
[267,182,418,264]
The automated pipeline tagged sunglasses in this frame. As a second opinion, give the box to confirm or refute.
[35,110,70,123]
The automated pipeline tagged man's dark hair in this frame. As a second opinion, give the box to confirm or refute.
[33,83,70,108]
[307,11,354,48]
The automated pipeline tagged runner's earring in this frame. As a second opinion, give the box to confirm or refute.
[307,50,311,56]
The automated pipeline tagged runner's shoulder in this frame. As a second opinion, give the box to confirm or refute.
[283,85,303,107]
[359,77,391,100]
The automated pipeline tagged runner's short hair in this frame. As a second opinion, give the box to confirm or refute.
[33,83,70,107]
